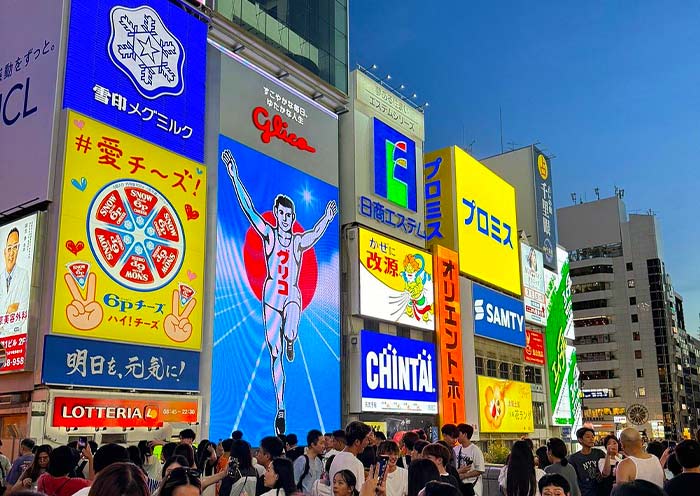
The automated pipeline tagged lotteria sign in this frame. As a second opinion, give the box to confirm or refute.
[472,283,526,347]
[52,396,198,428]
[360,330,437,414]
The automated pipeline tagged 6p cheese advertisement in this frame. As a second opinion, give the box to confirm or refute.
[52,111,206,350]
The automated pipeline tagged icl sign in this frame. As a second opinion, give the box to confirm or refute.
[360,330,437,414]
[472,283,526,347]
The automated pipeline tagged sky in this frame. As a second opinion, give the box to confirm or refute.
[349,0,700,336]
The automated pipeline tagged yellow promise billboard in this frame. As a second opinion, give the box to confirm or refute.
[478,376,534,434]
[424,146,521,295]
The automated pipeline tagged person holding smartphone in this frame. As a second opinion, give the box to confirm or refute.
[377,441,407,496]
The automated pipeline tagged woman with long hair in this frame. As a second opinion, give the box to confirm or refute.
[261,458,298,496]
[407,459,440,496]
[160,466,202,496]
[195,440,218,477]
[36,446,91,496]
[543,439,580,496]
[332,470,359,496]
[87,462,149,496]
[534,447,550,471]
[499,440,544,496]
[218,440,258,496]
[10,445,52,493]
[597,435,622,496]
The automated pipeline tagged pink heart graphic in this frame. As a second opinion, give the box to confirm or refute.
[73,119,85,129]
[187,270,197,281]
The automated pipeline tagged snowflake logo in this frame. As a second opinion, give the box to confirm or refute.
[108,5,185,99]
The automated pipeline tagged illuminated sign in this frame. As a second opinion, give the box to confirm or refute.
[373,118,417,212]
[357,228,434,331]
[52,395,198,428]
[360,331,437,414]
[42,335,199,391]
[433,246,466,424]
[533,147,557,270]
[472,283,525,347]
[524,329,545,365]
[63,0,207,162]
[478,376,534,433]
[52,111,206,350]
[0,214,38,373]
[424,146,521,295]
[358,196,425,240]
[252,106,316,153]
[521,243,546,326]
[212,134,340,441]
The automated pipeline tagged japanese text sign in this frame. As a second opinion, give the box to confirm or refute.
[42,335,199,391]
[52,111,206,350]
[433,246,466,425]
[533,147,557,270]
[0,214,38,373]
[521,243,546,326]
[0,0,63,213]
[358,228,434,331]
[472,282,526,347]
[524,329,545,365]
[63,0,207,162]
[52,395,198,428]
[477,376,534,434]
[360,330,438,414]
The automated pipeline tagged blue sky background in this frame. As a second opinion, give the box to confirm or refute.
[350,0,700,336]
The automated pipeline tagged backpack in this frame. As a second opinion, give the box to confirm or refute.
[296,455,310,491]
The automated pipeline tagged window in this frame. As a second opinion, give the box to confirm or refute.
[633,332,641,341]
[569,243,623,261]
[637,387,646,397]
[534,368,543,384]
[635,350,642,359]
[571,281,612,294]
[628,279,636,288]
[637,369,644,378]
[574,317,612,327]
[364,319,380,331]
[631,314,639,323]
[570,265,614,277]
[627,262,633,271]
[475,357,484,375]
[512,365,522,382]
[487,359,497,377]
[630,297,637,305]
[533,402,546,428]
[573,299,609,311]
[525,366,535,383]
[499,362,510,379]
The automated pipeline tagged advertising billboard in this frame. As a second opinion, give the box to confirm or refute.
[357,228,434,331]
[0,214,38,373]
[424,146,521,295]
[521,243,546,326]
[472,283,525,347]
[373,118,418,212]
[52,395,198,428]
[0,0,63,213]
[63,0,207,162]
[360,331,437,414]
[212,134,340,440]
[533,147,557,270]
[524,328,545,365]
[52,111,206,350]
[477,376,534,433]
[433,246,466,424]
[42,335,199,392]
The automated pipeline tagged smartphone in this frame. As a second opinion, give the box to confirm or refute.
[377,455,390,489]
[669,442,677,453]
[77,436,88,450]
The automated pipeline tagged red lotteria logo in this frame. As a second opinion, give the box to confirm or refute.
[252,106,316,154]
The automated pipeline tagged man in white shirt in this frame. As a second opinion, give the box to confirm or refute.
[295,430,326,495]
[329,421,372,486]
[0,228,30,336]
[453,424,485,496]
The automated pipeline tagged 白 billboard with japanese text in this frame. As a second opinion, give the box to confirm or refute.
[533,147,557,270]
[521,243,546,325]
[0,0,63,213]
[42,335,199,391]
[358,228,434,331]
[433,246,466,424]
[212,134,340,441]
[52,111,206,350]
[477,376,534,434]
[63,0,207,162]
[0,214,38,373]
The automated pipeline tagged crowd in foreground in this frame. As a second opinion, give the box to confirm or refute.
[0,423,698,496]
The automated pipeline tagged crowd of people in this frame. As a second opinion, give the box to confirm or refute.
[0,424,698,496]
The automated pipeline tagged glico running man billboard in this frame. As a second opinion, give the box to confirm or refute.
[213,134,340,440]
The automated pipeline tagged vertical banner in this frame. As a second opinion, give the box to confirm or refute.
[521,243,546,326]
[52,111,206,350]
[533,147,557,270]
[213,134,340,441]
[523,328,545,365]
[0,214,38,373]
[433,246,465,425]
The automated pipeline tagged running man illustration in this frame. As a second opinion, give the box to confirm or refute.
[221,149,337,435]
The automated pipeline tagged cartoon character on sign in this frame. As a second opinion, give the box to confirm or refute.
[221,148,337,436]
[399,254,433,322]
[483,382,510,430]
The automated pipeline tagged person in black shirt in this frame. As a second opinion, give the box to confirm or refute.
[664,440,700,496]
[421,443,459,488]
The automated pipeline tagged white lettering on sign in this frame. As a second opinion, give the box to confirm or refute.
[61,404,144,420]
[365,343,434,393]
[474,299,524,333]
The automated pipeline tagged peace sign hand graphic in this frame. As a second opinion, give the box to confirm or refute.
[64,272,104,331]
[164,290,196,343]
